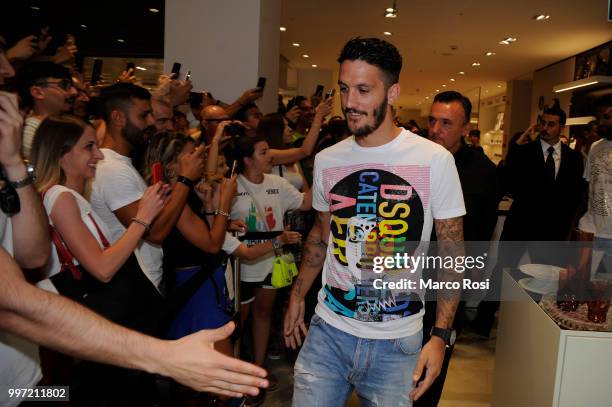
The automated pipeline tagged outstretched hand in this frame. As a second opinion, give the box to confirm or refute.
[163,322,269,398]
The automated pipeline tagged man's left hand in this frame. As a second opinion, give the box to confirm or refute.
[409,335,446,401]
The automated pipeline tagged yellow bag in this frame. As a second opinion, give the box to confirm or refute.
[271,252,298,288]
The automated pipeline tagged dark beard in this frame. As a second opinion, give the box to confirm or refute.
[345,96,388,138]
[121,119,147,149]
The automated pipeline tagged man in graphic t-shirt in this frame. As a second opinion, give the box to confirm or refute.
[284,37,466,406]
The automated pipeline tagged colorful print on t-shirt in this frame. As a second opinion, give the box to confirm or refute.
[322,164,430,322]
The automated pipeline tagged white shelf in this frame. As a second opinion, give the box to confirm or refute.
[553,76,612,93]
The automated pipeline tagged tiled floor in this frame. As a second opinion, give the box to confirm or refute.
[264,324,496,406]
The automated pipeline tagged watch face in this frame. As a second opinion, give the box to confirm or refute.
[449,329,457,346]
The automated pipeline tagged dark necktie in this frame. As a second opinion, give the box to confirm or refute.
[545,146,555,181]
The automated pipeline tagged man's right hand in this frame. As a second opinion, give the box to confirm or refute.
[517,123,537,145]
[283,295,308,349]
[178,144,206,181]
[162,322,268,398]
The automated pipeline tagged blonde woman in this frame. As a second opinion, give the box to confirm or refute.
[31,115,168,402]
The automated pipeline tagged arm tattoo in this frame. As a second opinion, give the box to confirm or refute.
[292,277,304,297]
[303,239,326,268]
[434,217,464,329]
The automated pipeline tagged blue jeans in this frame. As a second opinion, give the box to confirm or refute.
[292,314,422,407]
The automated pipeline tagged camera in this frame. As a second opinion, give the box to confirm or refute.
[224,123,246,138]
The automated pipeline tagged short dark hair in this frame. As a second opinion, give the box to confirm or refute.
[543,100,566,126]
[99,83,151,123]
[16,62,72,109]
[469,129,480,138]
[433,91,472,124]
[234,102,258,122]
[233,135,267,174]
[338,37,402,87]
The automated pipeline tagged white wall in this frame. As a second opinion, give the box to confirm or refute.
[257,0,281,113]
[164,0,279,113]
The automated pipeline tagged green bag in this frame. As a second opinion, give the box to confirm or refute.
[271,252,298,288]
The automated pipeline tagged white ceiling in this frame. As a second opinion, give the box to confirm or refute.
[280,0,612,109]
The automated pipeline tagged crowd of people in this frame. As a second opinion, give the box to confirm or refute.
[0,28,610,407]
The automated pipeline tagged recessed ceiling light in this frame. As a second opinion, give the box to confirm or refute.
[117,38,125,43]
[450,78,455,82]
[136,66,147,71]
[435,89,440,92]
[383,31,392,36]
[311,64,318,68]
[499,37,517,45]
[280,27,287,31]
[385,7,395,12]
[497,84,502,88]
[485,51,496,56]
[442,84,447,87]
[30,6,40,10]
[292,43,300,47]
[459,71,465,75]
[425,96,429,99]
[472,62,480,66]
[302,54,309,58]
[534,14,550,21]
[149,8,159,13]
[80,24,87,29]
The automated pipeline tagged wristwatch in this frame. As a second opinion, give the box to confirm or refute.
[8,163,35,189]
[272,237,282,250]
[430,327,456,348]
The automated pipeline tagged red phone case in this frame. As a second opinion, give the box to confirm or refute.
[152,162,163,184]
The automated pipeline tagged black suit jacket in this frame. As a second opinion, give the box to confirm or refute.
[502,139,584,241]
[454,145,500,241]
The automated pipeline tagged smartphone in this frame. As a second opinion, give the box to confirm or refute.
[326,88,336,99]
[151,162,164,184]
[126,62,135,72]
[230,160,237,178]
[91,59,103,85]
[184,70,192,81]
[171,62,182,79]
[257,77,267,91]
[315,84,324,97]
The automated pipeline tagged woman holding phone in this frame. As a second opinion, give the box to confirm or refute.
[30,115,168,401]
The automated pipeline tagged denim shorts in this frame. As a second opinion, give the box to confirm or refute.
[293,314,422,407]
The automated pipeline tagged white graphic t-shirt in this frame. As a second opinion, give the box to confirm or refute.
[312,129,465,339]
[231,174,303,282]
